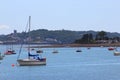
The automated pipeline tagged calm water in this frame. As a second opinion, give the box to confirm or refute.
[0,45,120,80]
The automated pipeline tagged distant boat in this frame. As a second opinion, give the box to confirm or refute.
[108,47,115,51]
[0,56,3,60]
[0,52,4,60]
[113,47,120,56]
[4,43,16,55]
[4,49,16,55]
[87,47,91,49]
[52,49,58,53]
[114,51,120,56]
[76,50,82,52]
[76,49,82,52]
[17,16,46,66]
[31,48,35,51]
[36,49,43,53]
[36,47,43,53]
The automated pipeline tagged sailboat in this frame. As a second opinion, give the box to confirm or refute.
[4,49,16,55]
[4,44,16,55]
[17,16,46,66]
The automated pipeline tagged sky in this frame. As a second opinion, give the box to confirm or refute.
[0,0,120,34]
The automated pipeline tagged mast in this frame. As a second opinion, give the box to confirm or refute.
[28,16,31,59]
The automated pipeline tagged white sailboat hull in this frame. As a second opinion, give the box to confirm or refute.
[17,58,46,66]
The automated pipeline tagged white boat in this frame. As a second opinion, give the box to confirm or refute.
[17,16,46,66]
[114,51,120,56]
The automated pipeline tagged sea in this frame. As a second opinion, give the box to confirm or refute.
[0,44,120,80]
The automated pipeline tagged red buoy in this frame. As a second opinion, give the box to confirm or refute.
[11,64,15,67]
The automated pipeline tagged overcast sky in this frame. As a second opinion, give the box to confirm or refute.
[0,0,120,34]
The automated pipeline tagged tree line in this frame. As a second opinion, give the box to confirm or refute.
[74,31,120,44]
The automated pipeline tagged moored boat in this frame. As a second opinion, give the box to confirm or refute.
[17,59,46,66]
[114,51,120,56]
[36,50,43,53]
[76,49,82,52]
[52,50,58,53]
[76,47,82,52]
[17,53,46,66]
[0,53,4,60]
[4,50,16,55]
[17,16,46,66]
[108,47,115,51]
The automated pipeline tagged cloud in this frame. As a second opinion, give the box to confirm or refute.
[0,25,10,29]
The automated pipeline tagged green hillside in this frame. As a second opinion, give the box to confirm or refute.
[0,29,120,44]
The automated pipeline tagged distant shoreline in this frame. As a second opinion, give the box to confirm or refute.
[30,43,120,48]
